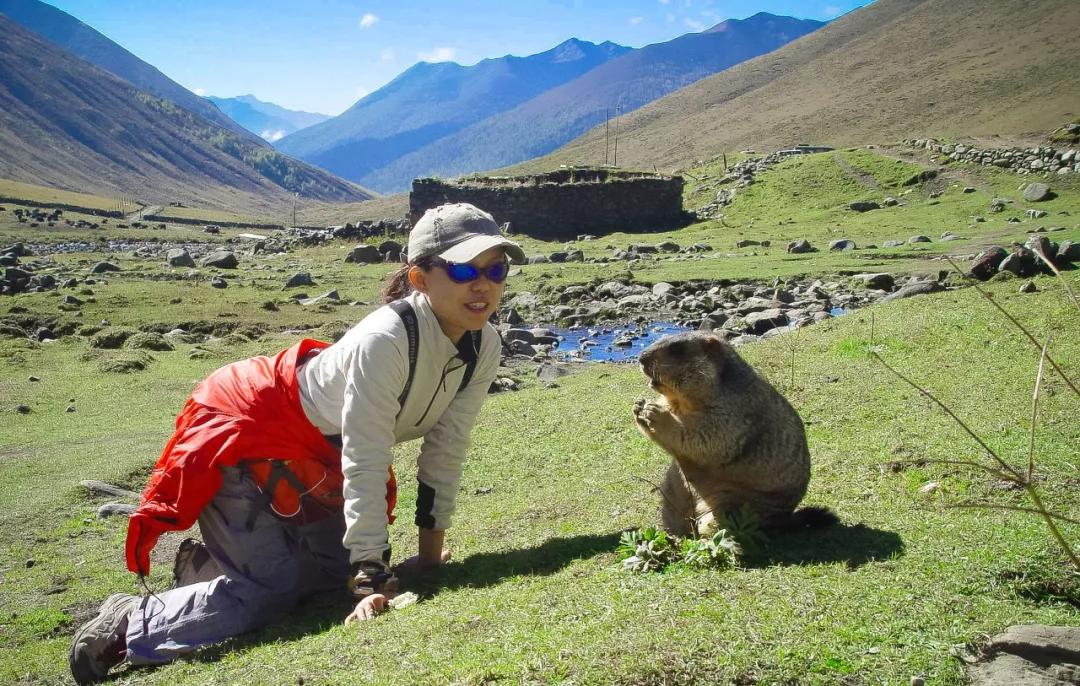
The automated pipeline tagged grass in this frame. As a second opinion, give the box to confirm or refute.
[1,147,1077,684]
[0,178,136,214]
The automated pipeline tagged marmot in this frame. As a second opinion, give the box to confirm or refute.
[633,332,834,537]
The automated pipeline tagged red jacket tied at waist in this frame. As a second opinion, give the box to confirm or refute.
[125,339,397,576]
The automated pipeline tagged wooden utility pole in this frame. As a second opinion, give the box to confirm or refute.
[605,108,610,166]
[292,193,298,227]
[613,103,621,167]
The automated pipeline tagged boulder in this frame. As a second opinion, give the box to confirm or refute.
[829,239,856,251]
[526,254,549,265]
[284,271,315,289]
[998,247,1040,277]
[1022,182,1051,202]
[199,251,238,269]
[908,235,932,244]
[344,245,381,264]
[210,276,228,288]
[744,309,788,335]
[882,240,905,248]
[90,261,121,274]
[548,251,569,263]
[852,273,895,291]
[787,239,814,254]
[881,281,944,303]
[166,249,196,268]
[1055,239,1080,265]
[970,247,1008,280]
[849,201,880,212]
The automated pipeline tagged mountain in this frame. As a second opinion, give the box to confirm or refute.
[0,0,252,140]
[0,14,372,210]
[360,12,824,192]
[207,94,330,142]
[526,0,1080,173]
[275,38,631,192]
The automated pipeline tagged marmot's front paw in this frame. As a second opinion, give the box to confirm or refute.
[634,399,667,432]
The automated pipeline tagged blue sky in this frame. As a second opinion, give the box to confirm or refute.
[44,0,872,116]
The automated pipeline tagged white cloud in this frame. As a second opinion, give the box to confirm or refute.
[193,87,207,96]
[684,17,706,31]
[629,16,643,25]
[359,13,379,28]
[380,48,395,61]
[261,129,286,142]
[823,5,842,17]
[418,46,456,62]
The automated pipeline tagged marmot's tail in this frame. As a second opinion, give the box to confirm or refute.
[786,506,839,529]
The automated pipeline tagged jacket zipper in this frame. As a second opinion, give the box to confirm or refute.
[415,356,466,427]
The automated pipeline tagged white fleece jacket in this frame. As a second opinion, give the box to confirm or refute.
[296,291,500,564]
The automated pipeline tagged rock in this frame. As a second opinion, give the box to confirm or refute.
[90,261,121,274]
[881,281,945,303]
[787,239,814,254]
[284,271,315,288]
[210,276,228,289]
[378,240,403,259]
[998,247,1040,277]
[883,197,899,207]
[299,290,340,306]
[939,232,963,242]
[685,243,713,253]
[90,327,137,349]
[883,240,905,248]
[199,251,239,269]
[125,332,174,351]
[166,249,196,268]
[829,239,857,251]
[852,273,895,290]
[1019,281,1037,293]
[966,625,1080,686]
[656,241,680,253]
[536,362,572,382]
[970,247,1008,280]
[962,186,976,193]
[907,235,932,244]
[34,327,57,342]
[503,329,536,345]
[1026,209,1048,219]
[97,503,136,518]
[526,254,549,265]
[1055,240,1080,264]
[345,244,381,264]
[628,243,659,254]
[652,282,675,298]
[548,251,569,263]
[1024,235,1055,261]
[849,201,881,212]
[744,309,788,335]
[735,239,760,248]
[203,224,221,234]
[15,404,31,414]
[988,198,1007,213]
[1022,182,1051,202]
[79,480,139,499]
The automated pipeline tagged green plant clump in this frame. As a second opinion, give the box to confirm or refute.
[618,526,742,572]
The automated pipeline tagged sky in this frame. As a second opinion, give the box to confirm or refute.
[43,0,872,116]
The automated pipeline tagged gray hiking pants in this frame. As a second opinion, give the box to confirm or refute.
[124,465,350,665]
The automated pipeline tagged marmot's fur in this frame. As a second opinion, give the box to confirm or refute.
[633,332,834,536]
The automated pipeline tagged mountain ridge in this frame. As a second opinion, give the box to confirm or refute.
[207,94,330,142]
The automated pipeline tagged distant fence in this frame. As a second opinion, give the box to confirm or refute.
[0,197,123,218]
[142,214,284,230]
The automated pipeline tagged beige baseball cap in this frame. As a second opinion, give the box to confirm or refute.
[408,203,524,264]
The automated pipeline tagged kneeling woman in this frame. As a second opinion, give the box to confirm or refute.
[70,203,523,684]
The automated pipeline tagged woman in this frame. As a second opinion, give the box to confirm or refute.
[69,203,524,684]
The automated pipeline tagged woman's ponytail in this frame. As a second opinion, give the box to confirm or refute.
[380,257,434,303]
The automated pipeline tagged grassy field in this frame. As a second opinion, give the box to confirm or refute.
[0,178,136,215]
[1,150,1077,685]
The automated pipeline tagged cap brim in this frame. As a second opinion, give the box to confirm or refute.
[438,234,525,264]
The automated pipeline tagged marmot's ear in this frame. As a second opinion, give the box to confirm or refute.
[704,335,727,371]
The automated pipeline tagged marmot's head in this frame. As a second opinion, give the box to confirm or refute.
[639,332,729,412]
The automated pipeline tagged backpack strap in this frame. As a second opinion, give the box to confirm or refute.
[388,299,419,413]
[457,330,481,392]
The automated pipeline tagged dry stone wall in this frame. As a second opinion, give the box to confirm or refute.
[409,169,686,239]
[905,139,1077,176]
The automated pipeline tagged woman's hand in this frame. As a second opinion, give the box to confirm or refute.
[344,593,390,624]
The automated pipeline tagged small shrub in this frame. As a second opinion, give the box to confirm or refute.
[679,530,741,569]
[618,526,742,573]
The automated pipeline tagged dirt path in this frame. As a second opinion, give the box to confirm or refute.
[831,152,884,192]
[126,205,163,222]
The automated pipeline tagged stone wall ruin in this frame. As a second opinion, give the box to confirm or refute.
[409,168,686,239]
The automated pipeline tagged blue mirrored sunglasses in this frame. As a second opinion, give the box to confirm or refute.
[435,258,510,284]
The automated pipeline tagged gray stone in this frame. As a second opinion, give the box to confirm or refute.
[210,276,228,289]
[97,503,136,518]
[90,261,121,274]
[300,290,340,305]
[344,244,381,264]
[652,282,675,298]
[1026,209,1048,219]
[849,201,880,212]
[199,251,239,269]
[656,241,680,253]
[166,249,196,268]
[1019,281,1037,294]
[787,239,814,254]
[1022,182,1051,202]
[881,281,945,303]
[526,254,549,265]
[963,186,976,193]
[829,239,857,251]
[744,308,788,335]
[736,239,761,248]
[628,243,659,254]
[503,329,536,345]
[967,624,1080,686]
[80,480,139,499]
[852,273,895,290]
[882,240,905,248]
[907,235,932,244]
[548,251,569,263]
[970,247,1008,280]
[284,271,315,288]
[536,362,572,382]
[1055,240,1080,264]
[939,232,963,242]
[883,197,899,206]
[999,248,1040,277]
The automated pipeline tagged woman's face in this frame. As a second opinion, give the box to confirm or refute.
[410,246,508,342]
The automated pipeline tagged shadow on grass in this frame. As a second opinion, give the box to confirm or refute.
[744,522,905,569]
[151,532,621,671]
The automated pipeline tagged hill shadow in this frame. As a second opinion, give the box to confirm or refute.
[742,522,905,569]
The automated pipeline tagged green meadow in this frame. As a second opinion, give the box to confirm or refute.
[1,150,1077,684]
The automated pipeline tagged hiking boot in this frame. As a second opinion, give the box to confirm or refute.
[69,593,140,684]
[347,560,399,598]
